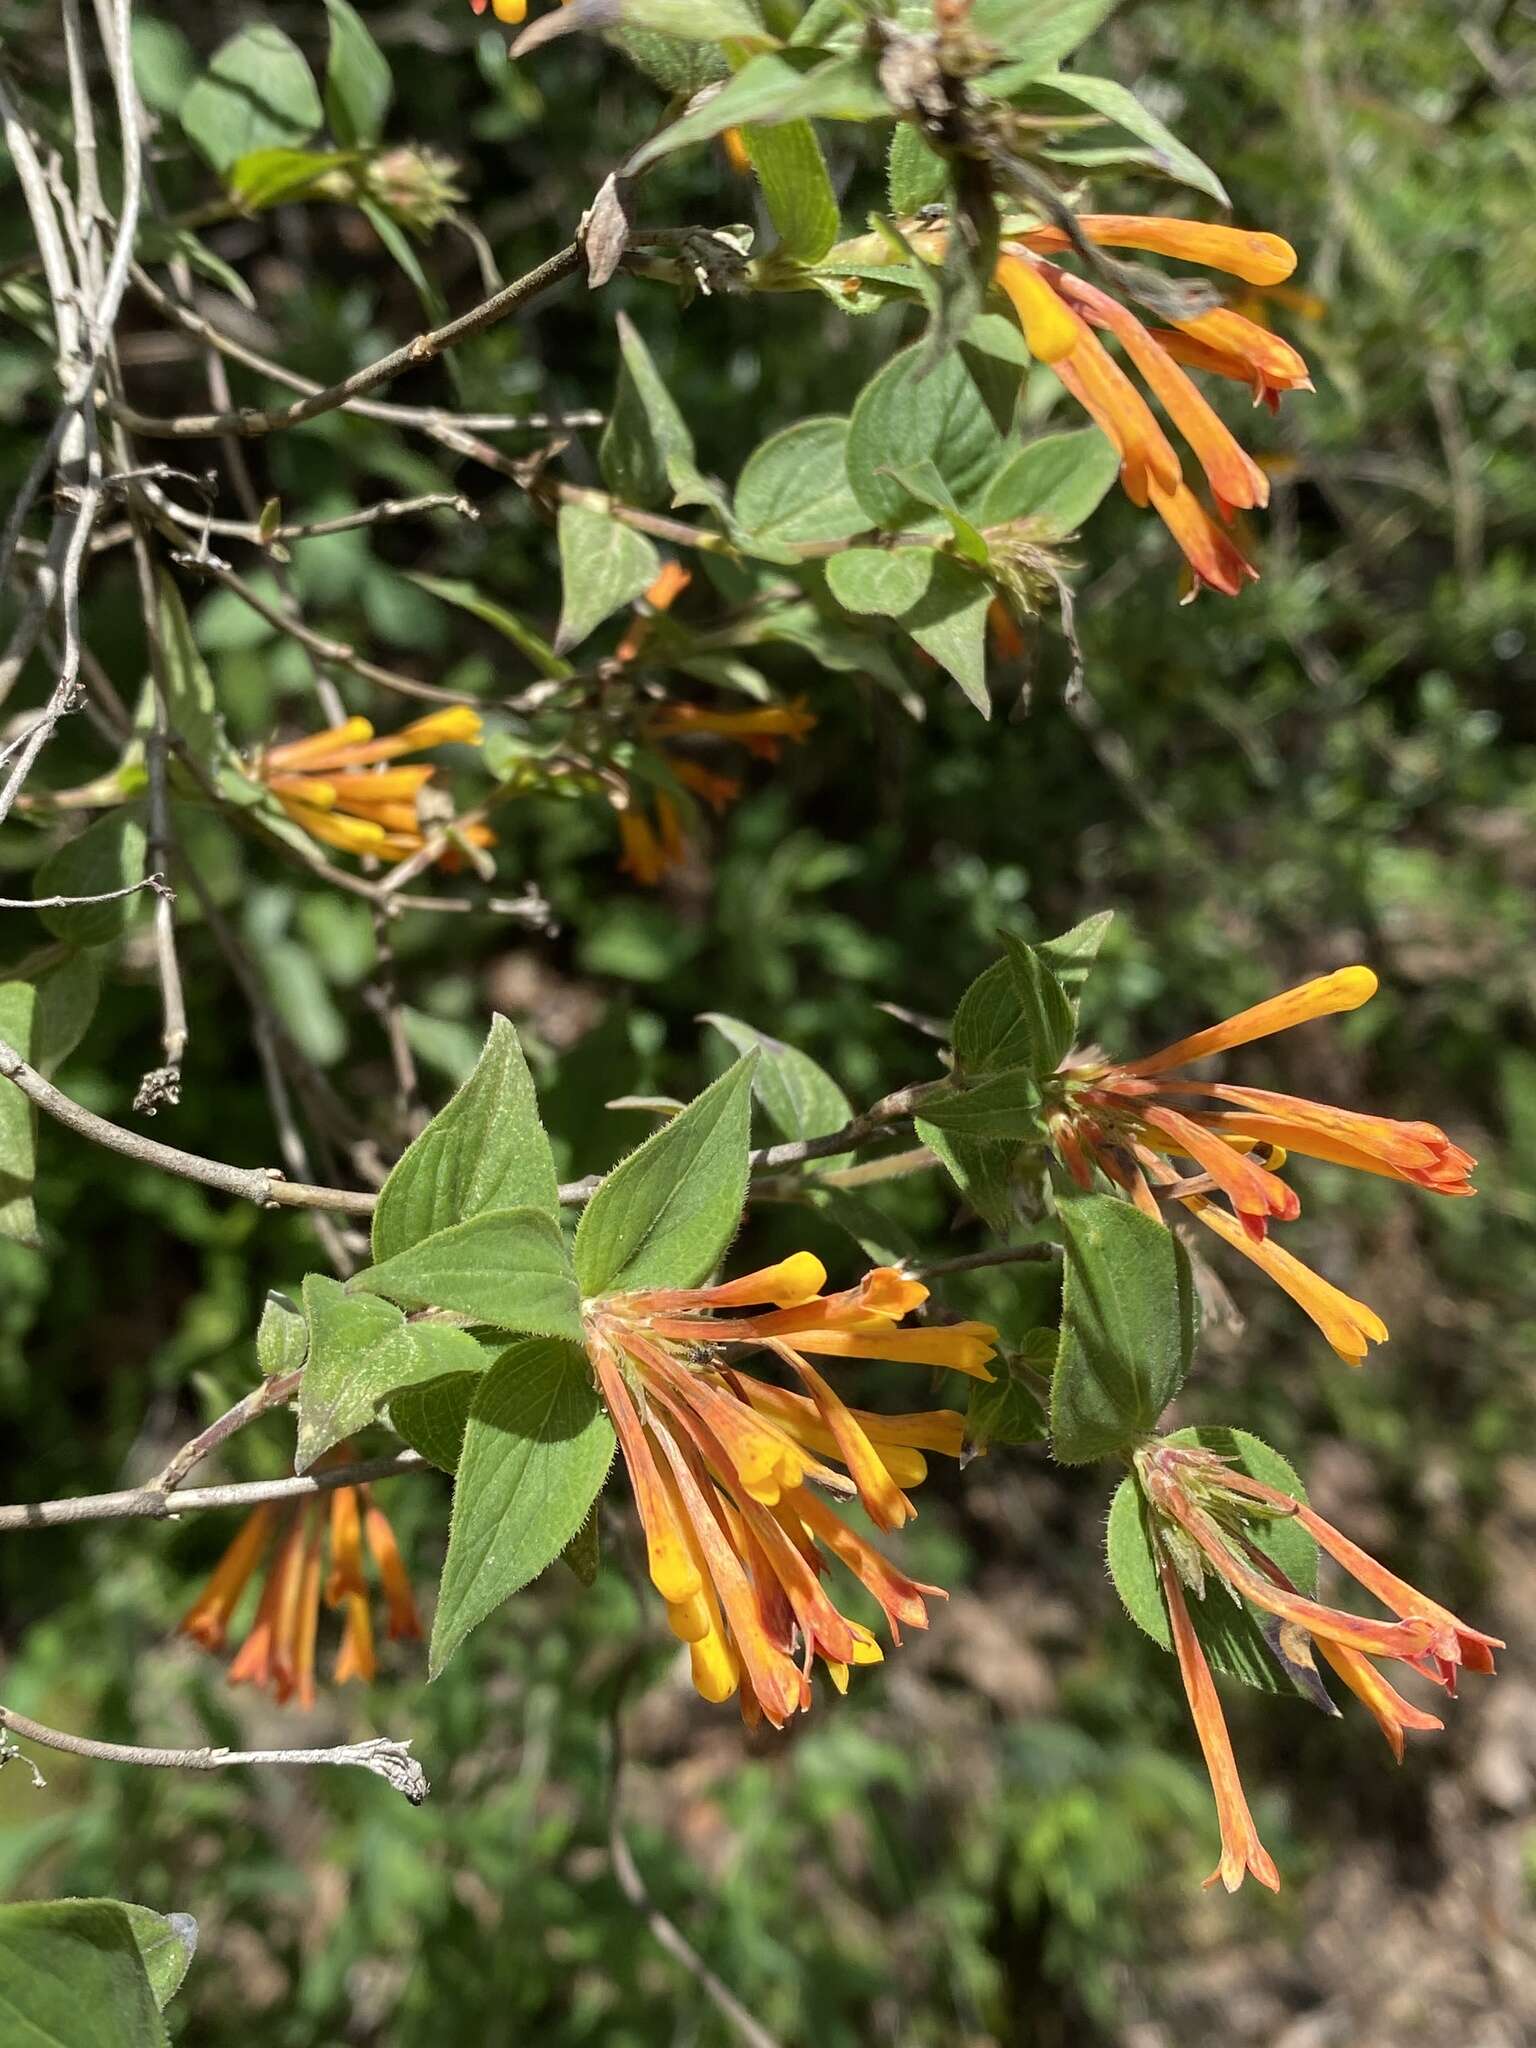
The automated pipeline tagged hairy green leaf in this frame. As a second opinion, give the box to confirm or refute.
[180,24,322,175]
[431,1339,615,1674]
[0,1898,170,2048]
[373,1016,559,1263]
[355,1208,582,1340]
[295,1275,423,1470]
[554,503,661,655]
[1050,1195,1194,1464]
[323,0,392,147]
[574,1054,756,1295]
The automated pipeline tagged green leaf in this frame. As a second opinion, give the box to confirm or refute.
[1026,72,1230,208]
[180,24,322,177]
[294,1275,423,1470]
[969,0,1118,75]
[387,1326,497,1471]
[516,0,765,46]
[743,120,840,262]
[901,555,992,714]
[407,574,572,681]
[1050,1195,1194,1464]
[999,933,1075,1076]
[913,1066,1043,1141]
[0,953,98,1248]
[155,571,227,773]
[614,30,731,94]
[601,315,728,521]
[1037,908,1114,1005]
[701,1013,852,1153]
[561,1508,601,1586]
[978,428,1121,539]
[554,503,661,655]
[887,123,947,214]
[354,1207,582,1340]
[226,147,353,213]
[627,51,888,173]
[0,1898,169,2048]
[372,1016,559,1263]
[966,1352,1048,1448]
[1106,1427,1319,1692]
[323,0,392,147]
[953,935,1084,1076]
[430,1338,615,1675]
[119,1906,198,2012]
[255,1290,306,1377]
[916,1120,1018,1236]
[825,545,933,618]
[360,196,448,325]
[880,458,989,565]
[34,811,149,948]
[734,416,868,550]
[845,342,1005,530]
[574,1054,756,1295]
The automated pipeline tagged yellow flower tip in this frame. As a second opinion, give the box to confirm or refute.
[847,1624,884,1667]
[665,1592,713,1645]
[647,1539,703,1610]
[824,1660,851,1695]
[1327,964,1378,1010]
[993,252,1079,364]
[689,1632,741,1705]
[403,707,484,750]
[491,0,527,22]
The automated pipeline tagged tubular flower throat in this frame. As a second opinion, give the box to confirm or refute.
[985,215,1313,597]
[179,1482,422,1708]
[1141,1441,1501,1894]
[254,709,494,865]
[610,565,816,886]
[1045,965,1474,1364]
[583,1252,997,1725]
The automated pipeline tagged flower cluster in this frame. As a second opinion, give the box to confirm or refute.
[988,215,1312,596]
[1139,1442,1501,1892]
[609,565,816,885]
[253,708,492,865]
[1044,966,1474,1361]
[181,1481,421,1708]
[583,1253,997,1725]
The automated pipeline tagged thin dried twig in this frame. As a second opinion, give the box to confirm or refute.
[0,1705,428,1803]
[120,243,582,439]
[606,1704,783,2048]
[0,873,170,912]
[0,1448,428,1533]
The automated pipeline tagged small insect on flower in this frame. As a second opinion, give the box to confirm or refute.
[583,1252,997,1725]
[983,216,1312,597]
[180,1480,422,1708]
[1139,1441,1501,1893]
[252,709,494,867]
[1043,966,1474,1362]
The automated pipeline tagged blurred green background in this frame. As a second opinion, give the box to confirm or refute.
[1,1,1533,2040]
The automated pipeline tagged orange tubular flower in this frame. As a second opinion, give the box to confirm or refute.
[254,709,494,865]
[1157,1550,1279,1894]
[1141,1442,1500,1887]
[180,1481,422,1706]
[609,566,817,885]
[582,1251,997,1724]
[1045,967,1475,1362]
[989,216,1314,595]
